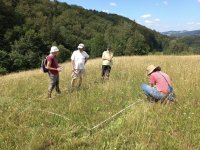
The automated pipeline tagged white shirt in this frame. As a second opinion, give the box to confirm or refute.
[102,50,113,66]
[71,50,89,69]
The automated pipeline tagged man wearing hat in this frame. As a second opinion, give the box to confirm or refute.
[46,46,62,98]
[141,65,175,103]
[101,46,113,82]
[71,43,89,90]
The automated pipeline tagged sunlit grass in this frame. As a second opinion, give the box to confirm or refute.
[0,56,200,149]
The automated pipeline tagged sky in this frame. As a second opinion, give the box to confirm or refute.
[57,0,200,32]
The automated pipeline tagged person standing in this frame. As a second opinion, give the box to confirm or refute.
[101,46,113,82]
[71,43,89,90]
[46,46,62,98]
[141,65,175,104]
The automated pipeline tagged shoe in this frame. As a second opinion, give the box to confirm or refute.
[57,90,61,94]
[48,91,52,99]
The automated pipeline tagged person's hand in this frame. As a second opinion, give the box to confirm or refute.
[72,68,75,72]
[57,67,62,72]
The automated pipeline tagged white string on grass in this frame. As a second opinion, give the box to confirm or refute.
[89,99,143,131]
[38,99,143,134]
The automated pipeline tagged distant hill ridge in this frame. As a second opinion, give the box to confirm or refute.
[162,30,200,37]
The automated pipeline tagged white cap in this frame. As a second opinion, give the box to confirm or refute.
[50,46,59,53]
[77,43,84,49]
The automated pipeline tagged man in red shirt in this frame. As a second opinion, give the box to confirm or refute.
[46,46,62,98]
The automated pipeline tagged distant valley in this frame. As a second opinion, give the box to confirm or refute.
[162,30,200,37]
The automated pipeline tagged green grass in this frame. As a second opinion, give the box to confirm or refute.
[0,56,200,149]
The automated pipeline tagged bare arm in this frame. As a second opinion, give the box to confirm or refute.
[84,58,88,64]
[71,60,75,71]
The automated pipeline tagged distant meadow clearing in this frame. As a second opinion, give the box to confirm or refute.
[0,55,200,149]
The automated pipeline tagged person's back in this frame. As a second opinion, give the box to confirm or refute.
[150,71,172,94]
[102,50,113,66]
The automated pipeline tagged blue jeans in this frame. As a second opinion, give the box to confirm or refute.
[141,84,165,100]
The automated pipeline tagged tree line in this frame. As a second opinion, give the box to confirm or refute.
[0,0,199,74]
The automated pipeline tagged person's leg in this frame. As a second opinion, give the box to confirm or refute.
[71,78,76,87]
[71,71,77,89]
[55,75,61,94]
[101,65,106,82]
[105,66,111,79]
[78,76,82,88]
[78,69,84,87]
[48,73,56,98]
[141,84,163,100]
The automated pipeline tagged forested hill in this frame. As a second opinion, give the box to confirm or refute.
[0,0,167,74]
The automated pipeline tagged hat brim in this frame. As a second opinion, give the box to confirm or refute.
[147,66,161,75]
[50,50,59,53]
[78,46,84,49]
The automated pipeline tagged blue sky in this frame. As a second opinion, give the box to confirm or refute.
[58,0,200,32]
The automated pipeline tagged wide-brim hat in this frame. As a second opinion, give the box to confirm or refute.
[50,46,59,53]
[77,43,84,49]
[147,65,161,75]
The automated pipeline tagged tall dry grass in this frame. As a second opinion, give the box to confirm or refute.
[0,55,200,149]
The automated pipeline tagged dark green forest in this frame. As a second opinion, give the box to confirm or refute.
[0,0,200,74]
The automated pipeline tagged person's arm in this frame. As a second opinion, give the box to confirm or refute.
[109,52,113,61]
[84,53,89,64]
[71,60,75,71]
[149,75,156,87]
[102,52,106,60]
[71,52,75,71]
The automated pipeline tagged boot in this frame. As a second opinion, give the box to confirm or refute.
[56,88,61,94]
[48,91,52,99]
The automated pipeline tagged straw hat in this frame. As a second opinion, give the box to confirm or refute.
[146,65,160,75]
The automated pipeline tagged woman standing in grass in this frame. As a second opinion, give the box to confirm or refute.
[101,46,113,83]
[141,65,175,104]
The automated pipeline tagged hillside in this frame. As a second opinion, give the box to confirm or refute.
[0,0,166,74]
[1,56,200,149]
[162,30,200,37]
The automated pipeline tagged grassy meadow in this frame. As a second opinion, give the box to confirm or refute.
[0,55,200,149]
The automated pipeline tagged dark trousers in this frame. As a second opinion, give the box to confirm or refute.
[102,65,111,77]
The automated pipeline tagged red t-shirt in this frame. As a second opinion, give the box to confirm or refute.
[149,71,172,94]
[47,54,59,75]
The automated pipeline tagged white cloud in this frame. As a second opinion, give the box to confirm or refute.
[198,0,200,3]
[144,20,153,24]
[109,2,117,7]
[187,22,195,25]
[163,1,168,5]
[154,18,160,22]
[141,14,152,18]
[197,22,200,25]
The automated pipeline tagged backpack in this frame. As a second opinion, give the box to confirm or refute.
[41,56,48,73]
